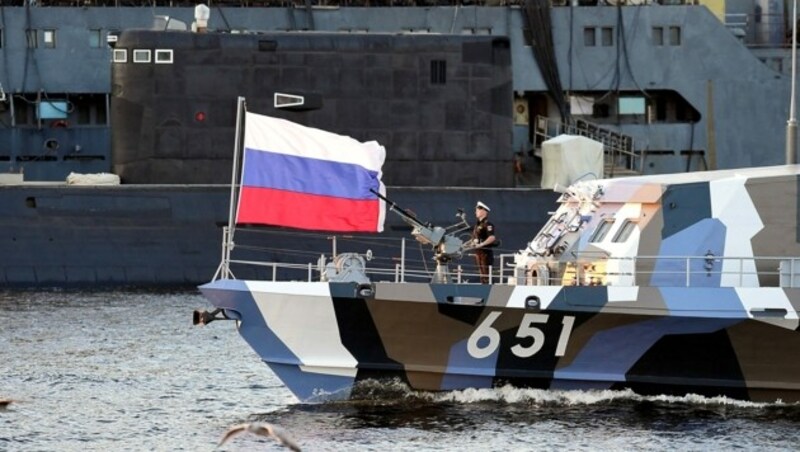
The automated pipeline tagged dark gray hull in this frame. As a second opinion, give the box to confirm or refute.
[0,185,558,286]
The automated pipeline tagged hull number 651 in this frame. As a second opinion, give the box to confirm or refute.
[467,312,575,359]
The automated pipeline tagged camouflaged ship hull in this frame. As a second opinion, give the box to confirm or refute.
[200,279,800,403]
[200,165,800,403]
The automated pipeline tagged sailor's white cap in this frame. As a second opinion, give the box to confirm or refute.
[476,201,490,212]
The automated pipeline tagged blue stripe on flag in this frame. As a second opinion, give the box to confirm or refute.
[241,147,380,200]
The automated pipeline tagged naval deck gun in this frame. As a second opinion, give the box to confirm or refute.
[372,190,471,283]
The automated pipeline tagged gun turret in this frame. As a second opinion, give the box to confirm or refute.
[372,190,471,283]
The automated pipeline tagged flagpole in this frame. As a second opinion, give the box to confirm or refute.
[788,0,798,164]
[220,96,246,279]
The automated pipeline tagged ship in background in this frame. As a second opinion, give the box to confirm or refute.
[0,0,797,286]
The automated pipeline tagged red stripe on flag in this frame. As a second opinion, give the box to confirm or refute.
[236,186,380,232]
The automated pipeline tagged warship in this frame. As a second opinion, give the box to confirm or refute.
[0,0,797,285]
[196,122,800,402]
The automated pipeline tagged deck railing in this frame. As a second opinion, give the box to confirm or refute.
[221,229,800,288]
[528,254,800,288]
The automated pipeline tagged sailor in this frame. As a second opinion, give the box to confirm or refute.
[472,201,497,284]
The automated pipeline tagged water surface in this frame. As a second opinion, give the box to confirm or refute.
[2,290,799,451]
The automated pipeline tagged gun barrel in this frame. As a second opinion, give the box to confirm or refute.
[370,189,425,228]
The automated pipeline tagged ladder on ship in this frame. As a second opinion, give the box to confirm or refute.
[534,115,643,178]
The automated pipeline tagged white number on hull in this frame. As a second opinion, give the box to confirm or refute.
[556,315,575,357]
[467,312,576,359]
[510,313,548,358]
[467,311,503,359]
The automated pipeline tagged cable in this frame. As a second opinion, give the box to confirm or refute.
[524,0,569,122]
[21,2,31,92]
[618,4,649,98]
[448,3,459,34]
[215,5,232,32]
[567,4,573,95]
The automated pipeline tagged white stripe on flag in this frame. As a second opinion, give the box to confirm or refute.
[244,112,386,173]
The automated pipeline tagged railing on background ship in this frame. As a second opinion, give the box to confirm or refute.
[220,228,800,288]
[724,13,795,49]
[28,0,698,8]
[533,115,641,177]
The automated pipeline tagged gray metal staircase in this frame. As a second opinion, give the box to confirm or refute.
[534,115,642,178]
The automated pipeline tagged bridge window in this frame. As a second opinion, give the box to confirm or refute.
[590,219,613,243]
[612,220,637,243]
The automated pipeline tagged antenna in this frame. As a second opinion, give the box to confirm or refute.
[787,0,798,164]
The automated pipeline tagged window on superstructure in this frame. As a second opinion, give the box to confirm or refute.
[463,27,493,35]
[612,220,637,243]
[619,97,646,115]
[133,49,151,63]
[669,26,681,46]
[113,49,127,63]
[583,27,596,47]
[652,27,664,46]
[430,60,446,85]
[155,49,173,64]
[772,57,784,73]
[89,29,102,48]
[43,29,56,49]
[13,97,31,126]
[593,103,610,118]
[653,96,667,121]
[96,98,107,125]
[77,99,91,125]
[601,27,613,46]
[26,29,37,48]
[590,219,613,243]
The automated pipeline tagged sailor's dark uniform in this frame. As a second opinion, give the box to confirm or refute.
[472,217,496,284]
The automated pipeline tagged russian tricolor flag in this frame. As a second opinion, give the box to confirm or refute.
[236,112,386,232]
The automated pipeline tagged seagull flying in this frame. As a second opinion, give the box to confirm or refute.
[218,422,301,451]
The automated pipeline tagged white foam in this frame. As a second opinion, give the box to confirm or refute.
[344,379,792,408]
[420,385,783,408]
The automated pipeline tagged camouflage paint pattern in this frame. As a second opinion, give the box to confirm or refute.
[200,165,800,403]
